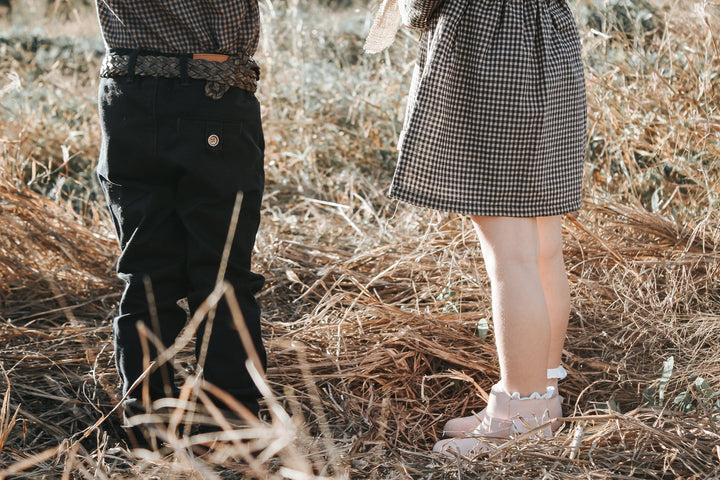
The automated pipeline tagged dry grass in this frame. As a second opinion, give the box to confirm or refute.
[1,0,719,478]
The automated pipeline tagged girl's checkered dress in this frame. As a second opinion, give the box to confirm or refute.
[389,0,587,217]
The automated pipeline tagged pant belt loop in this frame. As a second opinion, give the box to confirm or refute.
[179,55,190,86]
[126,49,139,83]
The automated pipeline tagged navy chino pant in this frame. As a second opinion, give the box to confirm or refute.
[97,71,267,416]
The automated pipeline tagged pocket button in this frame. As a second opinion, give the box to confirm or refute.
[208,134,220,147]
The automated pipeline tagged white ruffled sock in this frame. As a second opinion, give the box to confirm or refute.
[493,384,555,400]
[547,365,567,380]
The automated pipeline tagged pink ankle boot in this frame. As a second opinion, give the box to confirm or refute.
[442,366,566,437]
[433,385,555,458]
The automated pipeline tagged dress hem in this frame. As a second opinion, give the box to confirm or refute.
[388,188,582,218]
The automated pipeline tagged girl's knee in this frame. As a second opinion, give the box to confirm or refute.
[471,216,541,270]
[539,240,563,265]
[537,216,564,264]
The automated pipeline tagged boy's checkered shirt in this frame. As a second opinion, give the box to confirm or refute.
[96,0,260,56]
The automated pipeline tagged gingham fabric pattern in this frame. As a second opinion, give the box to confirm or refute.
[389,0,587,217]
[95,0,260,56]
[399,0,445,30]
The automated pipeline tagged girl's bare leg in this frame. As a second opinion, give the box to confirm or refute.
[444,216,570,437]
[470,216,549,396]
[537,216,570,389]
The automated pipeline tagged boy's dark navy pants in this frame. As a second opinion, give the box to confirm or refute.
[97,73,266,416]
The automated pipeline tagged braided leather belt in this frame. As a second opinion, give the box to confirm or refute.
[100,51,260,100]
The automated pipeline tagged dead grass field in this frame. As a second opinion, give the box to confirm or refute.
[1,0,719,478]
